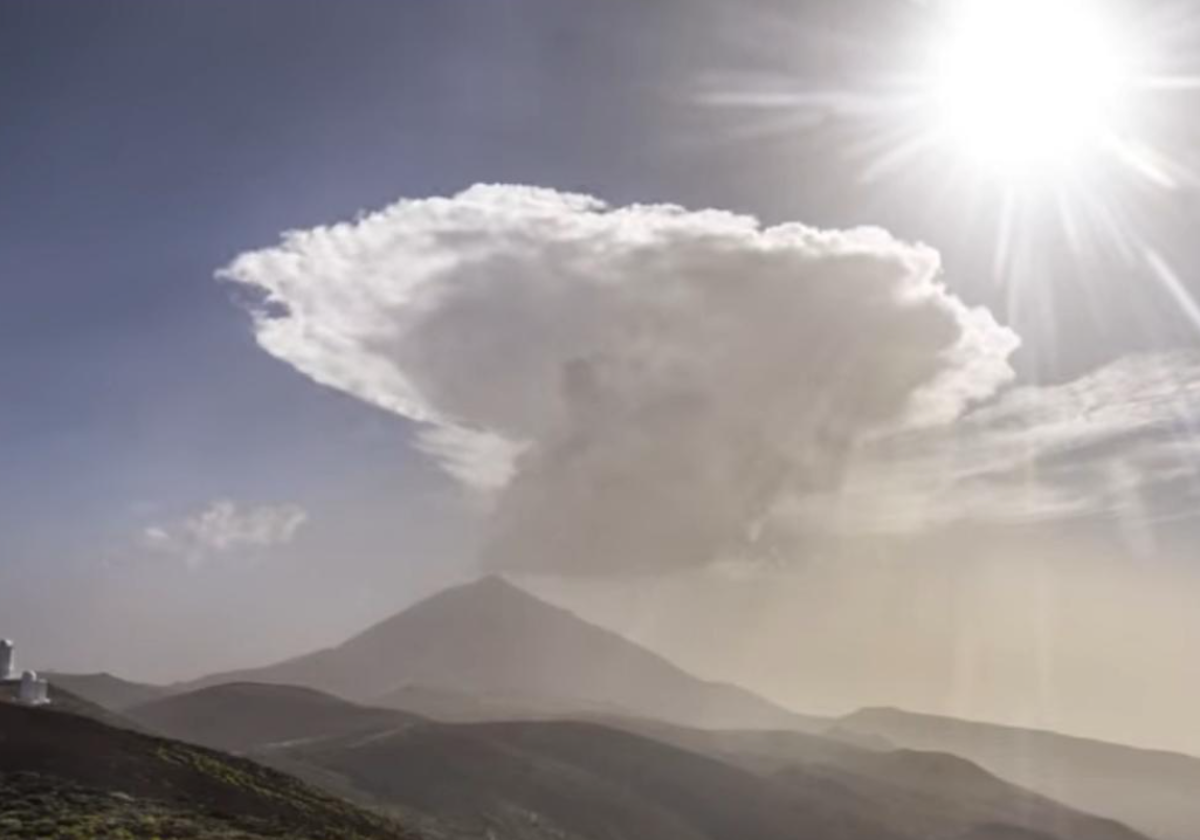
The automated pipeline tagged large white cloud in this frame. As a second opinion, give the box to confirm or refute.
[221,184,1017,573]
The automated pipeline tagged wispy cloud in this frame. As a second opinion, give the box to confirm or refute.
[794,351,1200,537]
[141,499,308,567]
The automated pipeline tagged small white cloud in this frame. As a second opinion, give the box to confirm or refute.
[142,500,308,567]
[140,525,174,548]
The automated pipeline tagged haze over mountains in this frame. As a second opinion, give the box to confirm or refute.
[177,576,824,732]
[117,681,1147,840]
[10,2,1200,839]
[43,671,170,711]
[840,707,1200,840]
[35,577,1198,840]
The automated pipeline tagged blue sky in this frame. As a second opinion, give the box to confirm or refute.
[0,0,509,672]
[0,0,679,532]
[4,0,1200,750]
[1,0,731,678]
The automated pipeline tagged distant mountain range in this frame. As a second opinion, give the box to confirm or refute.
[43,576,1200,840]
[174,576,826,732]
[839,707,1200,840]
[122,681,1149,840]
[43,671,170,711]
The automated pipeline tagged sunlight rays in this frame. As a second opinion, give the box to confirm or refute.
[696,0,1200,288]
[692,0,1200,551]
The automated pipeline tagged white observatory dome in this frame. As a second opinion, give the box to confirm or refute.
[18,669,49,706]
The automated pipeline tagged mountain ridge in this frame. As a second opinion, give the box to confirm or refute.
[840,706,1200,840]
[847,706,1200,762]
[128,679,1150,840]
[271,715,1149,840]
[43,671,170,712]
[129,682,421,753]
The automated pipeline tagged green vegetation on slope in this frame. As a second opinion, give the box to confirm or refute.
[0,701,417,840]
[272,717,1150,840]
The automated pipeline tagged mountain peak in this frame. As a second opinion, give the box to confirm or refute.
[448,574,531,599]
[383,574,560,626]
[183,575,823,732]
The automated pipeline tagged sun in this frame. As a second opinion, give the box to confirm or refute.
[931,0,1132,178]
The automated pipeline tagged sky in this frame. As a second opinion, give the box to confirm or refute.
[4,0,1200,753]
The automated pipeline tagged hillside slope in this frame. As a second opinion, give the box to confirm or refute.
[0,701,418,840]
[277,719,911,840]
[129,682,420,752]
[271,717,1148,840]
[580,716,1147,840]
[841,707,1200,840]
[43,671,170,711]
[0,681,139,732]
